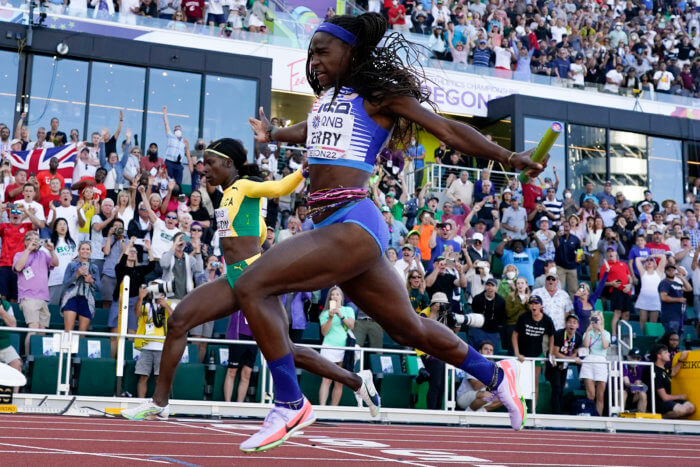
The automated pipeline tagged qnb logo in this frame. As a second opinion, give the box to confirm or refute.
[312,114,321,129]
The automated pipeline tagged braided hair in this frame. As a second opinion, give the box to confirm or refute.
[206,138,260,178]
[306,13,435,150]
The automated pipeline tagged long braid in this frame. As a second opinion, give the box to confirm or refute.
[305,13,436,151]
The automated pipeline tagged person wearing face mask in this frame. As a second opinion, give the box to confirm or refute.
[161,106,191,186]
[562,189,579,219]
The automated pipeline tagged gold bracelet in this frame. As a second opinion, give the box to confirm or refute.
[507,152,516,165]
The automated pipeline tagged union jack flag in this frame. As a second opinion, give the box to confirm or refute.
[7,143,78,187]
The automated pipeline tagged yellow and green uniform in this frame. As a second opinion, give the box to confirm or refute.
[217,170,305,287]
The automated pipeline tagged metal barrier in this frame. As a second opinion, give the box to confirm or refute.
[4,322,655,417]
[425,163,518,195]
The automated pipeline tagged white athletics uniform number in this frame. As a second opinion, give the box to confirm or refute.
[215,208,233,238]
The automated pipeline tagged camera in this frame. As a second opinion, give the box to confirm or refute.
[211,261,221,268]
[591,317,599,324]
[195,143,205,151]
[146,280,174,299]
[444,313,485,329]
[115,227,124,236]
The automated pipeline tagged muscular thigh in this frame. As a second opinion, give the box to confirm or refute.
[238,223,381,295]
[173,277,238,328]
[339,257,424,334]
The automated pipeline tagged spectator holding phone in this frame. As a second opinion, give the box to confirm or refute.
[580,310,610,416]
[14,231,58,350]
[101,219,128,310]
[61,241,101,332]
[159,232,202,301]
[547,313,582,414]
[318,287,355,406]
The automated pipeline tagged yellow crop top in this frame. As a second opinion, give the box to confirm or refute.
[215,170,304,239]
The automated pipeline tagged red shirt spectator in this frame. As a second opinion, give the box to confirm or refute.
[600,256,631,294]
[36,170,64,198]
[645,240,670,258]
[4,183,23,203]
[388,4,407,27]
[0,221,33,267]
[183,0,205,22]
[521,182,542,213]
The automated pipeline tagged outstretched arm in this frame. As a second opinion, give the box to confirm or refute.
[162,106,171,135]
[385,96,547,178]
[238,170,305,198]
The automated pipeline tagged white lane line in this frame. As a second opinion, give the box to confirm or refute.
[0,441,169,463]
[170,420,436,467]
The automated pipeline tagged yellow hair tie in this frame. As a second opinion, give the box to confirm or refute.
[206,149,231,160]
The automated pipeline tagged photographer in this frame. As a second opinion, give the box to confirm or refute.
[425,255,466,314]
[417,292,451,410]
[159,232,203,301]
[108,238,157,356]
[456,340,503,412]
[61,241,101,332]
[134,285,173,399]
[469,278,505,348]
[101,219,128,310]
[580,311,610,416]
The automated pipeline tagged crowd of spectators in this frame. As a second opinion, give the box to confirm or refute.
[0,106,698,416]
[14,0,700,99]
[363,0,700,98]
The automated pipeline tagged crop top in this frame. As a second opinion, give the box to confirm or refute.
[215,170,304,239]
[306,86,392,173]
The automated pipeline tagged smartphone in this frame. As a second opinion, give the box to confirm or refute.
[178,194,187,202]
[329,300,337,310]
[7,203,17,210]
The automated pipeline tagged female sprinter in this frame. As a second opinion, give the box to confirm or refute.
[237,13,548,452]
[121,138,379,421]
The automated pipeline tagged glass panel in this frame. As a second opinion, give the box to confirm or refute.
[687,141,700,195]
[567,124,606,201]
[524,118,566,197]
[649,137,683,205]
[145,68,201,158]
[88,62,146,148]
[0,50,19,131]
[29,55,88,143]
[609,130,647,201]
[202,75,257,157]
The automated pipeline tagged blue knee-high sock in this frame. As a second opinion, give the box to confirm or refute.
[459,345,503,388]
[268,353,303,408]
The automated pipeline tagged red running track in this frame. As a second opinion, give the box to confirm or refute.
[1,414,699,466]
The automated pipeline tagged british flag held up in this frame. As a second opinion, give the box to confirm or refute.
[7,143,78,187]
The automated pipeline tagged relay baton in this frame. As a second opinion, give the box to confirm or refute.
[517,121,563,183]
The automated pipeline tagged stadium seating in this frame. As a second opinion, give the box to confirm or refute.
[74,337,116,397]
[299,370,357,406]
[369,354,412,408]
[644,322,665,338]
[171,344,206,400]
[405,354,429,409]
[27,334,60,394]
[301,322,321,345]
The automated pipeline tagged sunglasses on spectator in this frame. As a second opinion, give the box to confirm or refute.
[410,275,422,279]
[191,228,202,232]
[139,207,147,211]
[166,215,178,219]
